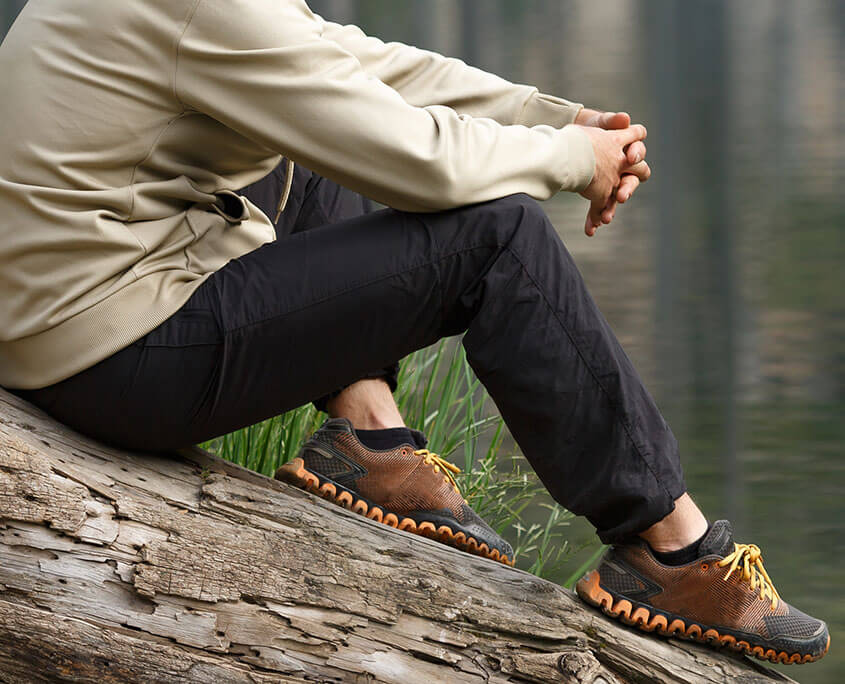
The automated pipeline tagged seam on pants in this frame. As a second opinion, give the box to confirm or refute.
[223,244,497,336]
[303,184,334,230]
[502,242,675,504]
[406,212,447,333]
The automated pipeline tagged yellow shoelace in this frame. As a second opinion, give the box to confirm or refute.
[414,449,464,497]
[717,543,781,610]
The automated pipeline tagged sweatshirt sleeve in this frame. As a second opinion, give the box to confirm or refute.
[175,0,595,212]
[313,14,584,128]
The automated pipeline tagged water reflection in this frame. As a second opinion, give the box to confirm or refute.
[2,0,841,680]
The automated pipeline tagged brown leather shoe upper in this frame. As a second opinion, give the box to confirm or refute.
[576,521,829,663]
[297,417,466,520]
[604,541,790,634]
[284,418,514,564]
[329,429,467,518]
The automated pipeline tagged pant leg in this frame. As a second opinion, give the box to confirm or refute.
[18,193,685,543]
[240,161,398,408]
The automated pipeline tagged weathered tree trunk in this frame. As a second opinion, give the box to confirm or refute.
[0,388,794,683]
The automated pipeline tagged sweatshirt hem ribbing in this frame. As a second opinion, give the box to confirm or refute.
[0,273,211,390]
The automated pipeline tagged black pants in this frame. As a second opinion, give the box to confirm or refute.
[238,160,400,410]
[14,162,686,543]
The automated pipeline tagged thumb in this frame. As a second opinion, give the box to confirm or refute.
[601,111,631,130]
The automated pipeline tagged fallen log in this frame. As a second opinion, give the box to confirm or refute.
[0,388,795,683]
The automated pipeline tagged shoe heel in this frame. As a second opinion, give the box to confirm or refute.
[275,457,318,491]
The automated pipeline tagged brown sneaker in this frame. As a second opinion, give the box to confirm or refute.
[576,521,829,664]
[275,417,515,565]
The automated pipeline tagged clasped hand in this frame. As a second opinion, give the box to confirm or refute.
[573,109,650,237]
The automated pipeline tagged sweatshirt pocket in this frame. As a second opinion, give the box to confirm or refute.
[208,189,250,225]
[184,194,273,276]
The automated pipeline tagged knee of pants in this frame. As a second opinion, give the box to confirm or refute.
[433,194,557,332]
[473,193,556,251]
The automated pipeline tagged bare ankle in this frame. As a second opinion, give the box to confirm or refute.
[338,411,404,430]
[325,378,405,430]
[638,493,708,552]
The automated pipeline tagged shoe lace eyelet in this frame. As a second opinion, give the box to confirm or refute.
[718,543,781,610]
[413,448,463,495]
[700,562,709,571]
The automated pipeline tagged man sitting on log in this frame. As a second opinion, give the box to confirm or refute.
[0,0,828,665]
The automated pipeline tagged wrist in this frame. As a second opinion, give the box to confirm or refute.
[558,124,597,193]
[574,107,601,127]
[519,92,583,128]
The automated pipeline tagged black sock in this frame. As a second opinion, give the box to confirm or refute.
[355,427,425,451]
[650,524,712,566]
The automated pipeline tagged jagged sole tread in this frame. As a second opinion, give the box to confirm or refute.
[276,457,514,567]
[576,570,829,665]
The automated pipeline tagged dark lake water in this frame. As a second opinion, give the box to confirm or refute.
[3,0,842,681]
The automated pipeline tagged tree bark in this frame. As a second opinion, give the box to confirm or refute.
[0,388,794,683]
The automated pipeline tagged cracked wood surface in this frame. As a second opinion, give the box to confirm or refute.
[0,388,795,683]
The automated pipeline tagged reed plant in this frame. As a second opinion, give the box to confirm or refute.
[200,337,600,585]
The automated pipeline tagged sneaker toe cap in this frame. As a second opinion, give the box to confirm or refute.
[460,504,515,560]
[765,604,829,656]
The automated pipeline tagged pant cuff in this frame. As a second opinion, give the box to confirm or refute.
[593,480,688,546]
[312,362,400,413]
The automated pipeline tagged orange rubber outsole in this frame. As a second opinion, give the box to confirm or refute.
[576,570,829,664]
[277,457,514,566]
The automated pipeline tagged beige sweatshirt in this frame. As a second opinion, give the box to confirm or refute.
[0,0,595,390]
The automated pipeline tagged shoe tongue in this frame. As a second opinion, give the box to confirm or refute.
[408,428,428,450]
[698,520,734,558]
[324,417,354,432]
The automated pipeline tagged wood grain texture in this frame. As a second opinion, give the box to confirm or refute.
[0,388,795,683]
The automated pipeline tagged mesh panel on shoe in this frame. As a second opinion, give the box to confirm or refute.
[764,606,824,638]
[460,505,513,557]
[300,447,354,481]
[459,504,495,536]
[597,561,647,595]
[387,464,465,518]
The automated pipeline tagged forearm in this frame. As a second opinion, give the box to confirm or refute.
[178,0,596,212]
[314,13,584,128]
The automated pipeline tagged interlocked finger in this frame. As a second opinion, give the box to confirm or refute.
[623,160,651,181]
[627,141,647,165]
[616,175,640,203]
[601,195,618,225]
[585,199,607,236]
[590,198,607,227]
[615,124,648,146]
